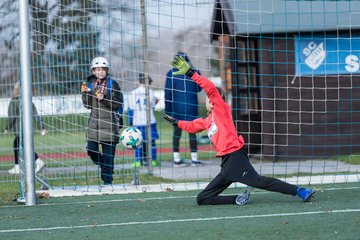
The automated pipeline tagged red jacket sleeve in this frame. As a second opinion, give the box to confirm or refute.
[191,72,231,119]
[178,118,208,133]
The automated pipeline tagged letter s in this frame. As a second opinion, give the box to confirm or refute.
[345,55,359,73]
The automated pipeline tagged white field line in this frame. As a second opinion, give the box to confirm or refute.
[34,174,360,198]
[0,209,359,234]
[1,186,359,209]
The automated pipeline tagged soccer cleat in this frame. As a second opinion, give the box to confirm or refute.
[151,161,160,167]
[8,165,20,174]
[235,190,250,205]
[35,158,45,173]
[191,160,203,167]
[173,159,189,167]
[132,161,141,168]
[296,187,315,202]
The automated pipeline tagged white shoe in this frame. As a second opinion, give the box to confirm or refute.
[191,160,203,167]
[173,159,189,167]
[235,190,250,205]
[35,159,45,173]
[8,165,20,174]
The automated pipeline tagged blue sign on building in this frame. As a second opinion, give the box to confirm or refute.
[295,36,360,76]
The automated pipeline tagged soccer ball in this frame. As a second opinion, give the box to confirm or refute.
[120,127,143,149]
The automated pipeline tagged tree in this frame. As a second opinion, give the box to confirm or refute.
[0,0,140,95]
[30,0,102,95]
[0,0,21,96]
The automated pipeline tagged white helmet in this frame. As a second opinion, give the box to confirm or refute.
[91,57,109,69]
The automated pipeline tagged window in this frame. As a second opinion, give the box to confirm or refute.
[235,38,259,114]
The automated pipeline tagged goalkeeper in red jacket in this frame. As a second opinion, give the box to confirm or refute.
[163,56,315,205]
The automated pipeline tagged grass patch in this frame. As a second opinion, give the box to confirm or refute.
[333,155,360,165]
[0,174,174,206]
[0,182,19,205]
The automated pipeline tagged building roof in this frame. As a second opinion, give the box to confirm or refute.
[211,0,360,41]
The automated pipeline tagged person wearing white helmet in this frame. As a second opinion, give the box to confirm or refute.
[81,56,123,186]
[91,56,109,70]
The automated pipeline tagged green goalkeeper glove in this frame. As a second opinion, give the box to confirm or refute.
[162,113,178,127]
[171,56,195,77]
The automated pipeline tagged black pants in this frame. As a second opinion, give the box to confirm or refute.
[196,149,298,205]
[13,135,39,164]
[173,126,197,152]
[87,141,116,183]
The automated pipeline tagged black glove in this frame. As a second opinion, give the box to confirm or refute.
[163,113,178,127]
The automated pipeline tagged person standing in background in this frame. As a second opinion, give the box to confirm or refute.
[81,56,123,186]
[128,73,159,168]
[165,51,202,167]
[5,81,47,174]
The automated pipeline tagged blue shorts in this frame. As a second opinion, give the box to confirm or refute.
[136,124,159,141]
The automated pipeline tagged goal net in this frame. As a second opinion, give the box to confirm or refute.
[0,0,359,198]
